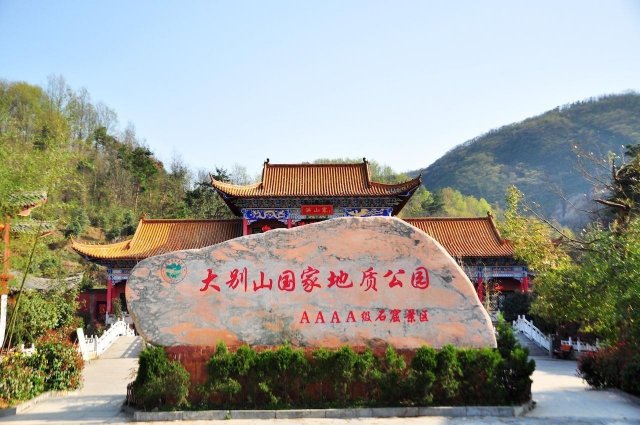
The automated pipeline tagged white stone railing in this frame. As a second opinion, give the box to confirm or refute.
[561,336,599,353]
[513,315,552,352]
[105,312,134,326]
[81,319,135,360]
[18,343,37,356]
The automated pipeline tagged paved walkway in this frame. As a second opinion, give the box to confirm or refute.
[4,343,640,424]
[528,356,640,420]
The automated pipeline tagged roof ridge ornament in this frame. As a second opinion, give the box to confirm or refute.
[260,159,269,189]
[363,157,371,188]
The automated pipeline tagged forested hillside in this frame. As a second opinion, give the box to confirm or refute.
[418,93,640,227]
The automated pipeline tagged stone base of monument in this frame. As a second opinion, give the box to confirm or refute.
[128,400,535,421]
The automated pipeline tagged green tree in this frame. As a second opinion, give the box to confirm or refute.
[500,185,569,274]
[439,187,493,217]
[533,220,640,343]
[595,144,640,229]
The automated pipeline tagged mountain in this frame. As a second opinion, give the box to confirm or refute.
[417,93,640,228]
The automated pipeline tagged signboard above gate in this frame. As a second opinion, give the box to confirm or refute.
[301,204,333,216]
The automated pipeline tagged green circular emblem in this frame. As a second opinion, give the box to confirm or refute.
[161,258,187,284]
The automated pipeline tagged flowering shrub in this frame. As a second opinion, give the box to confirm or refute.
[578,341,640,396]
[0,353,45,407]
[0,329,82,407]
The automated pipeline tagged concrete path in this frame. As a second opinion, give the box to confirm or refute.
[527,356,640,420]
[4,345,640,424]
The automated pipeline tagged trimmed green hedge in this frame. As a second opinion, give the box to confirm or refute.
[132,346,190,410]
[132,318,535,410]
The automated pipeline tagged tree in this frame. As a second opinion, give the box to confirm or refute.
[594,144,640,229]
[500,185,569,274]
[439,187,494,217]
[532,220,640,343]
[399,186,443,217]
[184,169,235,219]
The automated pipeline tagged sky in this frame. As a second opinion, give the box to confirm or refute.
[1,1,639,178]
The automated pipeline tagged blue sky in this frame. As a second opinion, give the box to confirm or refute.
[1,1,639,177]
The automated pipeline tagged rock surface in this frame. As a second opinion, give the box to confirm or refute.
[126,217,496,349]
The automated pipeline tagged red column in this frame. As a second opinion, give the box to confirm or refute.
[520,276,529,293]
[1,216,10,295]
[106,274,113,316]
[287,217,292,229]
[476,276,484,303]
[242,218,248,236]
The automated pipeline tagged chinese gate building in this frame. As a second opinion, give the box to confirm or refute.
[73,160,528,320]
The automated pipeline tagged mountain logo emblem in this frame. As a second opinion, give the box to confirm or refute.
[161,258,187,284]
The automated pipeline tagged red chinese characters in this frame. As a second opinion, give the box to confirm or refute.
[384,269,405,288]
[360,267,378,292]
[226,267,248,291]
[327,270,352,288]
[301,266,321,293]
[411,266,430,290]
[301,204,334,216]
[202,265,430,294]
[253,271,273,291]
[277,270,296,292]
[298,308,429,325]
[200,269,220,292]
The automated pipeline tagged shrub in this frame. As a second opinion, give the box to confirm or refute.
[410,346,437,405]
[378,346,410,405]
[133,346,190,409]
[9,286,79,345]
[148,339,537,410]
[111,298,124,318]
[35,330,84,391]
[202,342,249,406]
[254,344,308,408]
[38,255,63,278]
[458,348,504,405]
[496,316,536,403]
[0,353,45,405]
[578,342,640,396]
[433,344,462,404]
[313,345,379,406]
[353,348,381,401]
[64,207,89,238]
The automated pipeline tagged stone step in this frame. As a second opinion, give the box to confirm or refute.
[515,330,549,357]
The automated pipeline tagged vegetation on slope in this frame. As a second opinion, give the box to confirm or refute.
[419,93,640,228]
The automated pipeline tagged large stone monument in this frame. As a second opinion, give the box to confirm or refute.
[126,217,496,349]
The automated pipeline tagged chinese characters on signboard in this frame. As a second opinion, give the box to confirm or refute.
[197,265,431,326]
[199,265,429,293]
[301,204,334,216]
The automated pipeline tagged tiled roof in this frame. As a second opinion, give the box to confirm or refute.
[8,191,47,209]
[404,216,514,258]
[72,219,243,260]
[211,161,422,198]
[72,216,513,262]
[11,221,56,234]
